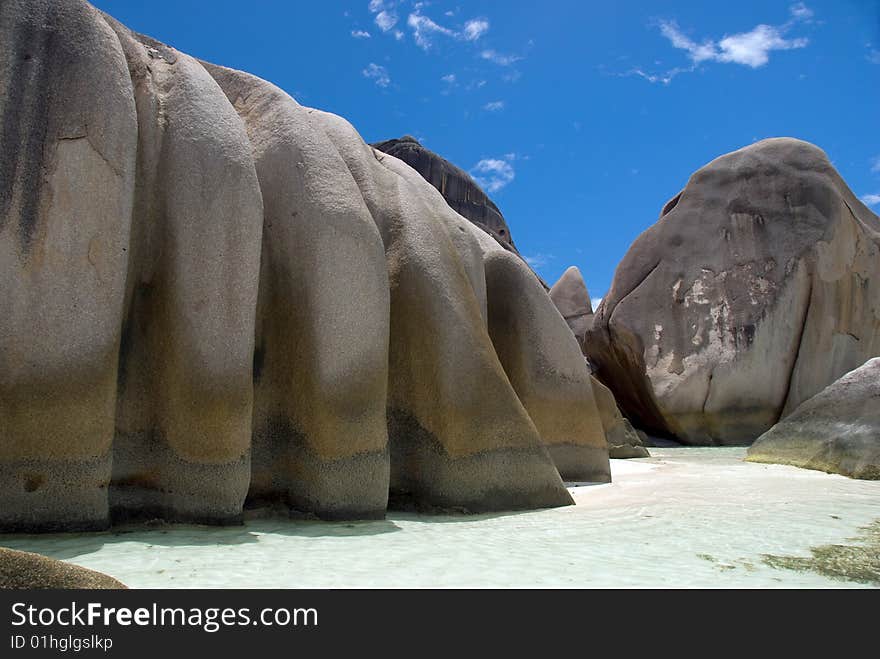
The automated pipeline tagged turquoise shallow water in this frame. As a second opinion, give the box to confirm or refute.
[3,448,879,588]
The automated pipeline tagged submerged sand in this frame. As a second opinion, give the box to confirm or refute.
[2,448,878,588]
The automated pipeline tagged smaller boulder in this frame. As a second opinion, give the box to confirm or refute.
[747,358,880,479]
[549,266,594,350]
[591,377,650,459]
[0,547,127,589]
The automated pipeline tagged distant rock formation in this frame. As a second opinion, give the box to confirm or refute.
[0,0,608,531]
[371,136,514,248]
[550,266,594,351]
[747,358,880,479]
[586,138,880,445]
[547,267,647,458]
[371,136,549,288]
[0,548,126,588]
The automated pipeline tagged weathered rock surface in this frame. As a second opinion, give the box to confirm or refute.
[591,377,649,458]
[550,266,594,351]
[0,0,137,531]
[485,250,610,482]
[0,0,610,529]
[747,358,880,479]
[104,14,263,526]
[203,63,390,520]
[586,138,880,445]
[0,547,126,589]
[548,267,646,458]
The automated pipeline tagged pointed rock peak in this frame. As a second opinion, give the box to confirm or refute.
[550,266,592,318]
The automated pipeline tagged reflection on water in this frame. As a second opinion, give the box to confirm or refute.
[2,448,879,588]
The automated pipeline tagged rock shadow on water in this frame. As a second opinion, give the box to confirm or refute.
[244,518,401,538]
[0,515,403,561]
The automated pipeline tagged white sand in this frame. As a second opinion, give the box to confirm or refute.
[3,448,878,588]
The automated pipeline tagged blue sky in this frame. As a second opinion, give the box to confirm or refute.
[93,0,880,303]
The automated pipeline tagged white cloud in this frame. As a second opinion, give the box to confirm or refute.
[368,0,387,13]
[717,25,808,67]
[483,100,505,111]
[871,156,880,173]
[591,297,603,311]
[789,3,813,20]
[351,30,371,39]
[463,18,490,41]
[441,73,456,84]
[862,193,880,207]
[481,49,522,66]
[363,63,391,87]
[659,20,807,69]
[394,30,404,41]
[523,253,554,268]
[470,156,515,193]
[502,70,522,82]
[375,10,398,32]
[408,12,456,50]
[634,9,812,84]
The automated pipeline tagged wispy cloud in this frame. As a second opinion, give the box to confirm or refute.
[470,155,516,193]
[463,18,490,41]
[523,253,554,268]
[363,62,391,87]
[481,49,522,66]
[861,193,880,207]
[441,73,456,84]
[407,12,457,50]
[630,3,813,84]
[351,29,371,39]
[872,155,880,174]
[869,47,880,65]
[375,10,398,32]
[789,2,814,20]
[628,66,692,85]
[483,100,505,111]
[369,1,398,32]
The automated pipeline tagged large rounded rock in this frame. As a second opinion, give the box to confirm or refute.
[586,138,880,445]
[0,547,126,589]
[321,116,578,511]
[485,251,610,482]
[747,358,880,479]
[0,0,611,527]
[204,63,391,520]
[0,0,137,531]
[104,18,263,525]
